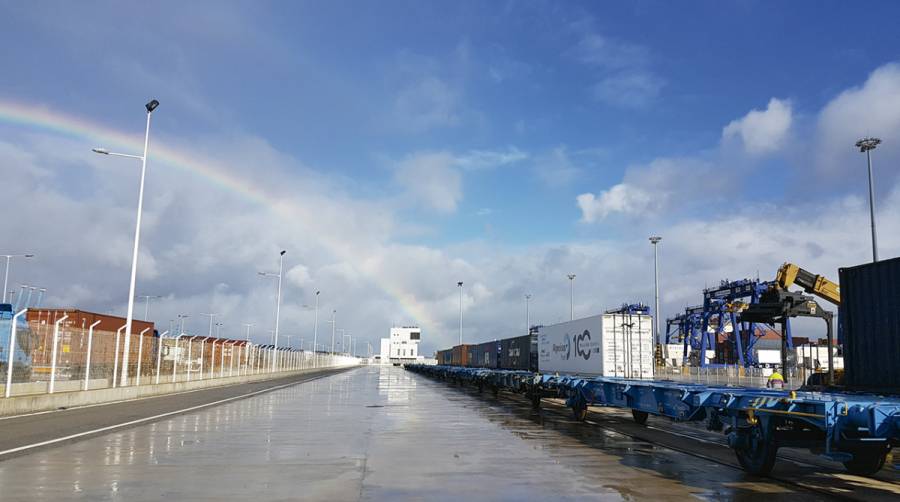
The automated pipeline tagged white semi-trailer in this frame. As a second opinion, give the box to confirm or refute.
[538,313,654,378]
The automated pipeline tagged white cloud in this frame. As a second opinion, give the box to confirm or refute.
[576,184,654,223]
[392,76,462,132]
[576,156,716,222]
[722,97,793,154]
[570,33,650,70]
[393,151,463,213]
[592,71,665,108]
[568,28,664,108]
[455,147,528,170]
[533,146,581,187]
[816,63,900,178]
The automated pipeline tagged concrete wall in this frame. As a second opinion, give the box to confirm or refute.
[0,363,358,417]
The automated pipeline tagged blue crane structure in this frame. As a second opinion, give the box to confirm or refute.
[697,278,791,368]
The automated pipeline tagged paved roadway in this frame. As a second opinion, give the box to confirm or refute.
[0,365,896,501]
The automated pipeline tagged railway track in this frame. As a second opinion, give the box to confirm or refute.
[443,380,899,501]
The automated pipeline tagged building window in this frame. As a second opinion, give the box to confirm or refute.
[410,332,420,340]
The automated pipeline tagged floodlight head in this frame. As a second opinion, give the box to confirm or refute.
[25,254,35,258]
[457,281,463,287]
[855,137,881,152]
[145,99,160,113]
[92,148,110,155]
[280,250,286,256]
[316,290,320,295]
[567,274,576,280]
[649,236,662,244]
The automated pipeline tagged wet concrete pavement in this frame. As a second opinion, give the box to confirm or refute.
[0,366,890,500]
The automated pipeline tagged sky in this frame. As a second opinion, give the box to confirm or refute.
[2,0,900,354]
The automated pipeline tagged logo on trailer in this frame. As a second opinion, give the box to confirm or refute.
[551,334,571,360]
[574,329,592,360]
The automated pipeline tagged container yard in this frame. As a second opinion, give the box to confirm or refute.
[416,258,900,479]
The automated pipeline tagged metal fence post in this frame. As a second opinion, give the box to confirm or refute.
[220,340,226,378]
[83,320,101,391]
[4,308,28,398]
[48,314,69,394]
[113,324,126,388]
[155,330,169,385]
[136,327,149,386]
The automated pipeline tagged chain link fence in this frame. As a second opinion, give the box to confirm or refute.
[1,319,357,398]
[654,365,819,390]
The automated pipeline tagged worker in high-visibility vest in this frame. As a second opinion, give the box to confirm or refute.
[767,370,785,389]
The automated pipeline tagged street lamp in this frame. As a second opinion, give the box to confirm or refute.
[457,281,464,345]
[200,313,217,338]
[177,313,190,334]
[855,137,881,262]
[567,274,576,321]
[1,254,34,303]
[137,294,161,321]
[329,309,337,355]
[525,294,532,336]
[313,290,320,364]
[93,99,159,387]
[259,250,286,371]
[649,236,662,352]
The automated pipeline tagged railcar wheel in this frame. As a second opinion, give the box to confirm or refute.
[843,449,888,476]
[734,421,777,476]
[631,410,649,425]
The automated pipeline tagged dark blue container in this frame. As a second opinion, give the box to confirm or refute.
[471,340,500,368]
[500,334,536,371]
[839,257,900,391]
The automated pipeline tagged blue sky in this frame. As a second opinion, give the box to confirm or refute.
[3,1,900,350]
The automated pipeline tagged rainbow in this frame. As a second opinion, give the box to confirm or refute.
[0,99,438,333]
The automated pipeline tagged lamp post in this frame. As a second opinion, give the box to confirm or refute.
[457,281,464,345]
[243,322,253,341]
[200,313,217,338]
[258,250,286,371]
[329,309,336,355]
[525,294,532,336]
[93,99,159,388]
[855,137,881,262]
[137,294,161,321]
[1,254,34,303]
[313,290,320,366]
[649,236,662,353]
[567,274,576,321]
[178,313,190,334]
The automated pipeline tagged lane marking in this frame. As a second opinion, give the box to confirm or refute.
[0,371,340,459]
[0,368,352,421]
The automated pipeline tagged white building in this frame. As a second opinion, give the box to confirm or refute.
[378,326,421,365]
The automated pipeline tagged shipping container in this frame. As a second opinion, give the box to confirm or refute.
[435,349,453,365]
[839,257,900,390]
[500,334,536,371]
[537,313,654,378]
[471,340,500,368]
[451,344,473,367]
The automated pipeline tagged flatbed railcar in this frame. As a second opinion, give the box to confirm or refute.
[406,364,900,477]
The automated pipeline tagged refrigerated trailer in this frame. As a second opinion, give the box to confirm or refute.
[537,313,653,379]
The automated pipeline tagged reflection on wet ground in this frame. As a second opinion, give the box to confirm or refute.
[0,366,878,500]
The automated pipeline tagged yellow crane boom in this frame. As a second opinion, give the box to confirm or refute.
[775,263,841,305]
